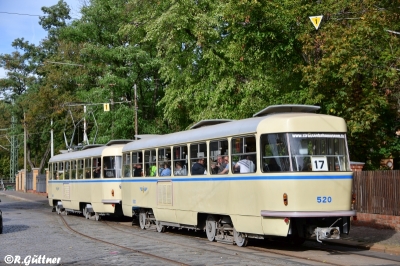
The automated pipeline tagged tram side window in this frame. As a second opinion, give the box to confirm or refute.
[231,136,257,174]
[209,140,228,175]
[92,157,101,178]
[84,158,91,179]
[132,151,143,177]
[71,160,77,179]
[158,148,171,176]
[144,150,157,177]
[173,146,188,176]
[261,133,290,172]
[51,163,58,180]
[58,162,64,180]
[190,143,207,175]
[103,156,116,178]
[122,153,131,178]
[77,159,84,179]
[65,161,70,180]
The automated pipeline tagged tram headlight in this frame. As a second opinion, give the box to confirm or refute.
[283,193,288,206]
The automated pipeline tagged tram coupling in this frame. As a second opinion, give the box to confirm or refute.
[314,218,341,243]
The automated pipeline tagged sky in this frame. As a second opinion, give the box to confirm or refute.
[0,0,82,78]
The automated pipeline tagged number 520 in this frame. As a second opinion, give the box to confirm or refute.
[317,196,332,203]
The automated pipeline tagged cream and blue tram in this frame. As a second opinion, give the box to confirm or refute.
[48,140,131,220]
[121,105,355,246]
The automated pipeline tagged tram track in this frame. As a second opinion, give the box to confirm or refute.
[58,214,189,266]
[58,213,400,265]
[102,219,340,266]
[106,219,400,266]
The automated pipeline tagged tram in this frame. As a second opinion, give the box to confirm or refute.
[120,105,356,246]
[47,140,131,220]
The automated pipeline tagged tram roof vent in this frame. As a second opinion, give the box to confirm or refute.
[105,139,134,146]
[134,134,160,140]
[189,119,235,130]
[253,104,320,117]
[81,144,104,150]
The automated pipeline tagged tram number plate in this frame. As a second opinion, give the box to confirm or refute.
[317,196,332,203]
[311,156,328,171]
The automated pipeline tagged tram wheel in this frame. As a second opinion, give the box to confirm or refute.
[155,220,165,233]
[95,212,101,221]
[233,227,248,247]
[56,205,61,215]
[84,206,90,219]
[139,210,150,230]
[205,215,217,242]
[82,206,87,218]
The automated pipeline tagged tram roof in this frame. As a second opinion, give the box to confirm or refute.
[122,111,346,152]
[123,116,266,151]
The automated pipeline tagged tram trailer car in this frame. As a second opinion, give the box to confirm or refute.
[121,105,356,246]
[48,140,131,220]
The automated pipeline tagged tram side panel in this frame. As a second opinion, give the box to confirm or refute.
[90,180,121,213]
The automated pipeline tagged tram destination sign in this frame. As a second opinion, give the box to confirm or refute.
[291,133,345,138]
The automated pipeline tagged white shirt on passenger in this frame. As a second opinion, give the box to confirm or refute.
[236,159,255,173]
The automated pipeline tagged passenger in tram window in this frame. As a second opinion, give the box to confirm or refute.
[210,161,218,174]
[234,156,255,173]
[85,170,91,179]
[216,155,226,174]
[219,156,230,174]
[93,165,101,178]
[149,165,157,176]
[160,162,171,176]
[191,157,205,175]
[133,164,143,177]
[174,161,187,176]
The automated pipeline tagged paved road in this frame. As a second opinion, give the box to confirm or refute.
[1,194,399,265]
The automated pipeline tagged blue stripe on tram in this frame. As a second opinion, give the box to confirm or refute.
[48,174,352,184]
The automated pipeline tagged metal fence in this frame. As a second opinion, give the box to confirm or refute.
[36,174,46,193]
[26,172,33,190]
[353,170,400,216]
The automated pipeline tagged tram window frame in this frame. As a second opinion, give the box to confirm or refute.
[158,147,172,176]
[103,156,117,178]
[71,160,77,179]
[132,151,143,177]
[260,133,290,172]
[173,145,188,176]
[58,162,64,180]
[51,163,58,180]
[144,149,157,177]
[65,161,70,180]
[231,136,257,174]
[190,142,207,175]
[77,159,84,179]
[92,157,101,178]
[84,158,91,179]
[122,153,131,178]
[209,140,228,175]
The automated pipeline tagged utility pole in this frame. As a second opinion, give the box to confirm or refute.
[134,84,138,140]
[24,112,27,192]
[10,102,18,183]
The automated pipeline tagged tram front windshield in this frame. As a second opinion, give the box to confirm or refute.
[261,133,350,172]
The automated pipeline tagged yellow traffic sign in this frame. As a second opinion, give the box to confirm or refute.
[103,103,110,111]
[309,15,323,30]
